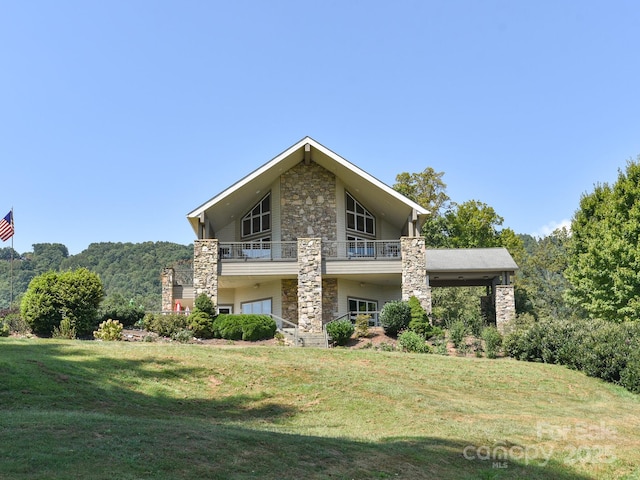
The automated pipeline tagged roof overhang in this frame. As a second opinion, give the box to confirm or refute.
[187,136,429,236]
[426,248,519,287]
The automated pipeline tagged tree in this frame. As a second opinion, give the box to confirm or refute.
[423,199,522,252]
[516,228,574,319]
[393,168,450,215]
[21,268,104,336]
[565,158,640,322]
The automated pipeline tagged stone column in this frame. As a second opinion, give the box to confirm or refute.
[495,284,515,334]
[193,239,219,307]
[401,236,431,314]
[161,267,174,313]
[297,238,323,333]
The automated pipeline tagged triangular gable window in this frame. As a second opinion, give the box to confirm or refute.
[242,192,271,238]
[346,191,375,237]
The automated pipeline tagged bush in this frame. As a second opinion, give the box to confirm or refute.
[52,317,76,339]
[380,300,411,335]
[194,293,217,317]
[21,269,103,336]
[481,326,502,359]
[397,330,431,353]
[212,314,276,341]
[93,319,123,341]
[0,321,9,337]
[171,329,194,343]
[188,310,215,338]
[448,320,467,349]
[354,314,371,338]
[143,313,188,337]
[99,293,146,328]
[504,316,640,394]
[326,319,355,346]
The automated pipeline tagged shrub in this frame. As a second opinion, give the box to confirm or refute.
[21,269,103,336]
[241,316,277,341]
[99,304,144,328]
[481,326,503,359]
[397,330,431,353]
[448,320,467,349]
[380,300,411,335]
[194,293,216,317]
[620,349,640,394]
[143,313,188,337]
[52,317,77,339]
[93,319,123,341]
[212,314,276,341]
[326,319,355,346]
[171,329,194,343]
[0,321,9,337]
[212,314,243,340]
[354,314,371,338]
[188,310,215,338]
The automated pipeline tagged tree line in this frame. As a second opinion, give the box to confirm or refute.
[0,241,193,311]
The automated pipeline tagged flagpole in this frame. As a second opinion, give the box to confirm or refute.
[10,207,13,307]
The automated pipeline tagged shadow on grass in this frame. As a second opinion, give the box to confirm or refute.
[0,341,598,480]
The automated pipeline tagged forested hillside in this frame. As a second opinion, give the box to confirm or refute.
[0,242,193,310]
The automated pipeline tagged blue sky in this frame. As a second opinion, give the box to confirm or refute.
[2,1,640,255]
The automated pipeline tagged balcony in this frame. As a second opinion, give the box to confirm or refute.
[217,240,402,262]
[219,241,298,261]
[322,240,401,260]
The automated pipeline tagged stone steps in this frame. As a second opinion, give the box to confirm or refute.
[280,328,328,348]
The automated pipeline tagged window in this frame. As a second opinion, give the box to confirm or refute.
[242,193,271,238]
[347,235,375,257]
[346,192,375,237]
[348,297,378,325]
[218,305,233,314]
[241,298,272,315]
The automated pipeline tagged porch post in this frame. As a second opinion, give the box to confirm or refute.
[193,239,219,307]
[495,284,515,334]
[401,237,432,315]
[297,238,323,333]
[161,267,174,313]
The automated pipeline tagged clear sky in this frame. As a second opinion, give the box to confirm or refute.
[2,1,640,255]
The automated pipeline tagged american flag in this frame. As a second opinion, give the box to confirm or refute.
[0,210,14,242]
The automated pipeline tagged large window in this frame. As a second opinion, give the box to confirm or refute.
[348,297,378,325]
[241,298,272,315]
[242,193,271,238]
[346,192,375,237]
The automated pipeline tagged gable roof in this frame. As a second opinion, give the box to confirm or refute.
[187,136,430,235]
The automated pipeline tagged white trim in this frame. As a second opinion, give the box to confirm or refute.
[187,137,429,220]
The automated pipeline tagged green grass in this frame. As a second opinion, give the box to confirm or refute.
[1,338,639,479]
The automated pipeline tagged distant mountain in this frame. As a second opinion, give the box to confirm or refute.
[0,241,193,310]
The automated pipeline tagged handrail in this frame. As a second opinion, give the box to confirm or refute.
[269,313,299,347]
[219,241,297,261]
[330,311,381,327]
[322,240,401,260]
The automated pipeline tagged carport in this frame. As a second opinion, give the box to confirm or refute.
[425,248,518,332]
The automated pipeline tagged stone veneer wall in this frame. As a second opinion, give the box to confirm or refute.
[281,279,298,325]
[401,236,432,314]
[322,278,338,325]
[280,161,337,241]
[297,238,323,332]
[495,284,515,334]
[161,267,174,312]
[193,239,219,306]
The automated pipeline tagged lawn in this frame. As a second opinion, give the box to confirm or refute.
[0,338,638,479]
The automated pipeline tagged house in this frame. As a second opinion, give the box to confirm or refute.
[161,137,518,334]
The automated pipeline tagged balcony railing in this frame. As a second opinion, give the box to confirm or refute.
[322,240,401,260]
[219,241,298,261]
